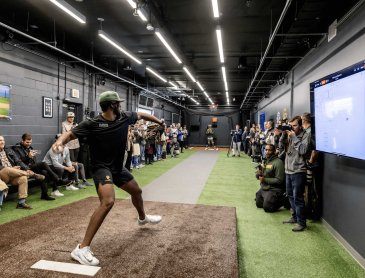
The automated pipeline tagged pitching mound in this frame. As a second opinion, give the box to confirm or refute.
[0,198,238,277]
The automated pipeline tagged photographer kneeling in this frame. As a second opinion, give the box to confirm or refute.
[255,144,287,212]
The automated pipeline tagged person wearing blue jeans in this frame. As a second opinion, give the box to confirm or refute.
[286,172,307,226]
[281,116,310,232]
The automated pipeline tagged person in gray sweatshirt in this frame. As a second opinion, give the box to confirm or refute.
[281,116,310,232]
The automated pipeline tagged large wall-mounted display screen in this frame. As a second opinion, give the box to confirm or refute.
[310,60,365,160]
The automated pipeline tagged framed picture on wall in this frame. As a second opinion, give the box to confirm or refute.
[42,97,53,118]
[0,83,12,120]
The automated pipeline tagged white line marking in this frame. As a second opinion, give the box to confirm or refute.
[31,260,101,276]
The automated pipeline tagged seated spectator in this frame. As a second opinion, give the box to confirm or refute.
[0,135,37,209]
[12,133,72,200]
[72,161,92,188]
[43,144,79,193]
[0,179,8,211]
[255,144,288,212]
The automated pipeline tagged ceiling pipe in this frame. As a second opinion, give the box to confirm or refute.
[240,0,292,109]
[0,21,186,109]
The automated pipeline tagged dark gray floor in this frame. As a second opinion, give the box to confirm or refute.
[141,151,220,204]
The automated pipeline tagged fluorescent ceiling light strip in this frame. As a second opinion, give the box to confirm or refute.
[183,66,196,82]
[49,0,86,24]
[221,66,227,82]
[126,0,136,9]
[155,31,182,64]
[197,81,204,91]
[146,67,167,83]
[224,81,228,91]
[203,91,209,98]
[137,9,148,22]
[98,31,142,64]
[211,0,220,18]
[168,81,178,89]
[225,91,229,97]
[216,29,224,63]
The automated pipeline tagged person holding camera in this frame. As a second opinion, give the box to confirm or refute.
[255,144,287,212]
[231,124,243,157]
[281,116,310,232]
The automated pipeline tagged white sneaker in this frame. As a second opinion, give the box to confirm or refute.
[71,244,100,266]
[138,214,162,226]
[51,190,64,197]
[66,184,79,191]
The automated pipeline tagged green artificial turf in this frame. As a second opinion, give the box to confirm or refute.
[0,149,194,225]
[198,151,365,278]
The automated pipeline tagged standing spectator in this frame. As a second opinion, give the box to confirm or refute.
[231,124,243,157]
[62,112,80,162]
[177,123,184,153]
[282,116,310,232]
[182,125,189,149]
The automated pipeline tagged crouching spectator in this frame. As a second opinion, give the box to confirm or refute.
[255,144,288,212]
[43,144,79,195]
[0,135,34,209]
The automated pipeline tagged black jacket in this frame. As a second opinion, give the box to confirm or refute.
[12,143,36,167]
[0,147,29,170]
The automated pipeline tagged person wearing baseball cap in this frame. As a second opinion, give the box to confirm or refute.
[53,90,165,266]
[62,110,81,167]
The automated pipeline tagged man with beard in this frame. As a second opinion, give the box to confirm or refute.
[53,91,164,266]
[255,144,287,212]
[282,116,310,232]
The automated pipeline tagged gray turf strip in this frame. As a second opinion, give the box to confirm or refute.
[141,151,220,204]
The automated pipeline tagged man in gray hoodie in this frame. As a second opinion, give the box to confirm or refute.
[281,116,310,232]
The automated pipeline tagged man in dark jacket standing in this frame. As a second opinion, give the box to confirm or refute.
[255,144,287,212]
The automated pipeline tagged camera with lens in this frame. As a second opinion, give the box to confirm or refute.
[278,124,292,131]
[251,154,262,163]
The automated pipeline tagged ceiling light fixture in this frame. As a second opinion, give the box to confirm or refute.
[49,0,86,24]
[155,31,182,64]
[168,81,178,89]
[216,28,224,63]
[221,66,227,82]
[183,66,196,82]
[211,0,220,18]
[196,81,204,91]
[203,91,209,98]
[98,30,142,64]
[126,0,136,9]
[137,9,148,22]
[146,67,167,82]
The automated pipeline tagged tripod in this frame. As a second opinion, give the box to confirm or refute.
[226,134,234,157]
